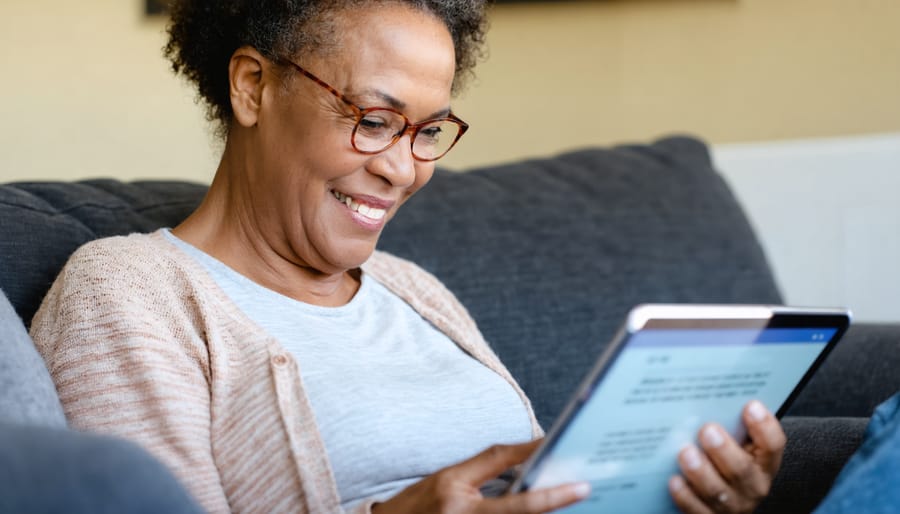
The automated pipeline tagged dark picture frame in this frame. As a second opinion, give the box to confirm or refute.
[145,0,168,15]
[146,0,540,15]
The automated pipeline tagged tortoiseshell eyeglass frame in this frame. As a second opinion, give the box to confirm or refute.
[282,59,469,162]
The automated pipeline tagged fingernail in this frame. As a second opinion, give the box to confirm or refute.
[682,446,702,470]
[570,482,591,499]
[669,475,685,492]
[748,400,768,421]
[702,425,724,448]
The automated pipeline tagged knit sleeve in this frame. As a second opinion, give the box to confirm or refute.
[30,238,231,513]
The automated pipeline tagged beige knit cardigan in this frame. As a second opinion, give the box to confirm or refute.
[30,231,541,514]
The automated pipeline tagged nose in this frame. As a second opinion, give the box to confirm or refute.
[367,132,417,188]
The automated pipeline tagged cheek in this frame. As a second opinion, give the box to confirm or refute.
[287,136,365,189]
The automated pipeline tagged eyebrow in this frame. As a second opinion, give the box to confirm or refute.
[355,88,452,120]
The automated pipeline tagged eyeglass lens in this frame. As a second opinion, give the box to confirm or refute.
[353,109,462,161]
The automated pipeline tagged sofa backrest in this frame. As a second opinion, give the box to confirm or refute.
[0,135,780,427]
[379,135,782,426]
[0,180,207,325]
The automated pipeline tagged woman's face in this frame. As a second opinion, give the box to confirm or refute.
[248,3,456,276]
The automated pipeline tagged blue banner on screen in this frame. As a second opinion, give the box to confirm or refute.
[526,327,836,514]
[628,328,838,348]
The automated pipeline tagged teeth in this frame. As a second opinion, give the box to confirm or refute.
[332,190,387,221]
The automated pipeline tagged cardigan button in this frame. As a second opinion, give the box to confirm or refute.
[272,354,288,366]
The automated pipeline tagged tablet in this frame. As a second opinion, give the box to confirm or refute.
[506,304,851,514]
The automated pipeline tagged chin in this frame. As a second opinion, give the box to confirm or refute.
[327,240,379,272]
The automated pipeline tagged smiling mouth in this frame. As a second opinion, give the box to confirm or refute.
[332,190,387,221]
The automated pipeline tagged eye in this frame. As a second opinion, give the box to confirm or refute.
[358,114,388,131]
[415,125,445,147]
[356,111,404,142]
[420,126,443,139]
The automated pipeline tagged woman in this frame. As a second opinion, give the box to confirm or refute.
[31,1,786,513]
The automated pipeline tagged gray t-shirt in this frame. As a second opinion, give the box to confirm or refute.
[165,231,533,508]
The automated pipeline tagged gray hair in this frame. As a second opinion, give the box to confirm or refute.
[164,0,488,133]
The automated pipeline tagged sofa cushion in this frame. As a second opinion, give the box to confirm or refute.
[0,180,206,325]
[0,288,65,428]
[379,135,782,427]
[0,423,203,514]
[757,416,868,514]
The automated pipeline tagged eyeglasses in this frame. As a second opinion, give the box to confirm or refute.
[284,60,469,162]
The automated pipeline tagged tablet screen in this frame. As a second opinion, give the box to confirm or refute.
[519,325,841,514]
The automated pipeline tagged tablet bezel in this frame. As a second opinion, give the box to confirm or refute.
[507,304,851,494]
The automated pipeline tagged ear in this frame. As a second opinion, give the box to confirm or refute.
[229,46,267,128]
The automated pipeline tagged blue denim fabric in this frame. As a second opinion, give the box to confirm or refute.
[0,423,203,514]
[814,393,900,514]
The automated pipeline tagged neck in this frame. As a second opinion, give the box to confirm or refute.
[173,137,360,307]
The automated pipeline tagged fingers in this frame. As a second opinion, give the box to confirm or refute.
[742,400,786,475]
[674,444,736,513]
[453,440,592,514]
[376,439,589,514]
[450,440,543,485]
[669,475,716,514]
[478,483,591,514]
[671,401,786,514]
[698,424,770,502]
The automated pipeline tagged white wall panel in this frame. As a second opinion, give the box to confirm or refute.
[713,134,900,322]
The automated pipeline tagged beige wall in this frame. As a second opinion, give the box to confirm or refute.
[449,0,900,169]
[0,0,215,183]
[1,0,899,181]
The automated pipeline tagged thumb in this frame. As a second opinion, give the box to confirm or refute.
[449,440,542,486]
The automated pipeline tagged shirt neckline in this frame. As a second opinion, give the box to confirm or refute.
[161,228,374,317]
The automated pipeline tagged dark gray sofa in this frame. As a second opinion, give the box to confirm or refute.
[1,135,897,513]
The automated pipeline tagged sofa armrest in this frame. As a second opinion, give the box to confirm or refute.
[788,323,900,418]
[0,423,202,514]
[756,416,868,514]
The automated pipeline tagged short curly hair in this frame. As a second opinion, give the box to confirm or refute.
[164,0,488,134]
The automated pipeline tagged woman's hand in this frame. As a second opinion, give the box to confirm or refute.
[669,400,786,514]
[371,439,590,514]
